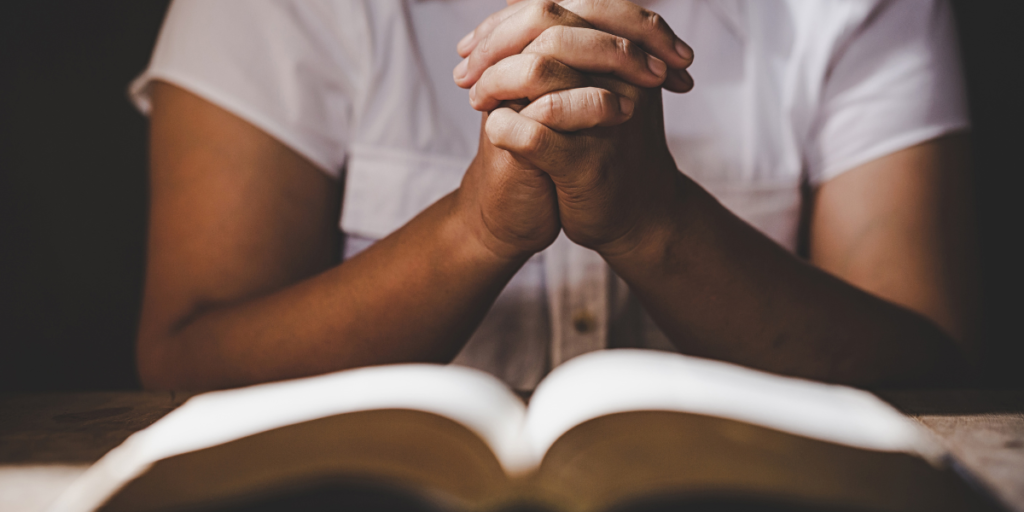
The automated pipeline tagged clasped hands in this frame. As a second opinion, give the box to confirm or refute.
[452,0,695,263]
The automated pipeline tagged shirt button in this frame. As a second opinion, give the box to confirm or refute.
[572,311,596,334]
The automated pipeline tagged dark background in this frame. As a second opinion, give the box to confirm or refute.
[0,2,1020,391]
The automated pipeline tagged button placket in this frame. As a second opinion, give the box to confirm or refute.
[545,233,608,368]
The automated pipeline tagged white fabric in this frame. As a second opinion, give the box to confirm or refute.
[130,0,970,391]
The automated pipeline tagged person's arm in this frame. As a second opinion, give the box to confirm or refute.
[810,133,980,368]
[464,3,976,386]
[607,135,976,386]
[138,82,533,390]
[137,9,682,391]
[490,93,975,386]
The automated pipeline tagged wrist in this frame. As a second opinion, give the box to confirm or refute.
[597,172,696,274]
[445,188,540,268]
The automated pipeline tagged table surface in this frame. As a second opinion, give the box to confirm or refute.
[1,390,1022,512]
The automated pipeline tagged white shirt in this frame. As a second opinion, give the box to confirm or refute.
[130,0,969,391]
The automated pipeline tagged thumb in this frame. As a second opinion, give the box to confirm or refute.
[519,87,634,133]
[485,107,580,177]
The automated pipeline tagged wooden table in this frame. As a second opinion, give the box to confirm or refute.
[1,390,1022,511]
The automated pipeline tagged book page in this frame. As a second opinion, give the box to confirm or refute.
[50,364,529,512]
[523,349,943,463]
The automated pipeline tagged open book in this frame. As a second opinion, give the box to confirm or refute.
[50,350,996,512]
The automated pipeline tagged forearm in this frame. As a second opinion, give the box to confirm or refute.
[138,191,524,391]
[604,174,963,386]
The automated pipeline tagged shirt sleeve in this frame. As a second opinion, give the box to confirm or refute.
[806,0,970,184]
[129,0,370,178]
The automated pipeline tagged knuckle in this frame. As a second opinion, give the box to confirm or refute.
[613,36,636,62]
[591,89,616,118]
[484,110,512,143]
[530,26,563,54]
[641,9,667,33]
[549,24,573,45]
[519,122,549,155]
[476,34,494,56]
[542,93,568,124]
[577,89,609,121]
[525,54,554,84]
[526,0,563,25]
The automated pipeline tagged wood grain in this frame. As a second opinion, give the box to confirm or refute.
[879,390,1024,512]
[0,392,192,464]
[1,390,1021,512]
[0,392,193,512]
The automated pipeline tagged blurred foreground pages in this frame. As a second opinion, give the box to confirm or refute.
[49,349,997,512]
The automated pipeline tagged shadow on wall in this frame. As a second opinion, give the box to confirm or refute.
[0,2,170,390]
[951,1,1024,386]
[0,1,1020,391]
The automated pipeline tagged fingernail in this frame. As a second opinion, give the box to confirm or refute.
[469,84,477,102]
[458,30,474,50]
[618,96,634,116]
[454,58,469,80]
[647,55,667,77]
[675,38,693,62]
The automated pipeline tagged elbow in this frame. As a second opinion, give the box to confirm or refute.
[136,332,185,391]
